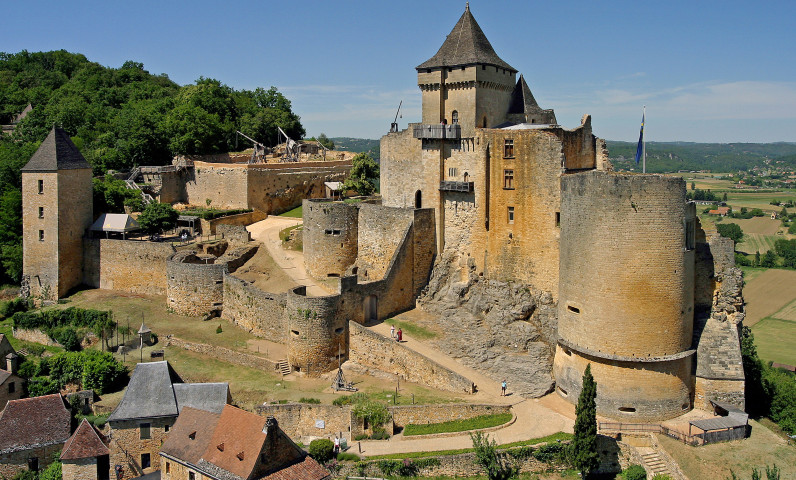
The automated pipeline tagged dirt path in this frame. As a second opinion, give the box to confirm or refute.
[356,313,574,456]
[246,217,328,297]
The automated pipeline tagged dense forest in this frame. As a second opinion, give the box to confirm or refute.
[0,49,307,285]
[607,141,796,173]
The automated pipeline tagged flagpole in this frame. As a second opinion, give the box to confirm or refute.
[642,105,646,174]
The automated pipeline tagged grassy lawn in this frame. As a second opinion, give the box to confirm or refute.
[384,317,437,340]
[279,205,303,218]
[403,412,513,436]
[366,432,573,459]
[740,266,768,283]
[656,420,796,480]
[278,224,303,251]
[751,317,796,366]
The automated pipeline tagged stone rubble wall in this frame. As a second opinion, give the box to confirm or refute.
[254,404,354,442]
[62,457,100,480]
[0,444,63,479]
[390,403,511,428]
[215,224,253,245]
[11,327,60,346]
[348,321,474,394]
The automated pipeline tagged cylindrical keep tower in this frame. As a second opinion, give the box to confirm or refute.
[285,286,347,377]
[166,252,228,316]
[553,171,696,420]
[303,199,359,278]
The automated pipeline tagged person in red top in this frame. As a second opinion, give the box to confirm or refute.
[397,328,403,342]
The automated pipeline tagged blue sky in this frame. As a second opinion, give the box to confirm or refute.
[4,0,796,142]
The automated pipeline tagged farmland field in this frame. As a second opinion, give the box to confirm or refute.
[741,268,796,326]
[752,317,796,366]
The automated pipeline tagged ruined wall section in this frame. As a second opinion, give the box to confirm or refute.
[303,200,358,278]
[222,275,286,341]
[83,239,175,295]
[694,234,745,411]
[557,115,596,171]
[355,204,415,281]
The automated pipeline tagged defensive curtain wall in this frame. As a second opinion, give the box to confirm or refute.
[255,402,510,441]
[552,171,745,421]
[155,159,351,214]
[82,239,175,295]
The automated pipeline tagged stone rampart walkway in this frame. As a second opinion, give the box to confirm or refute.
[357,317,574,456]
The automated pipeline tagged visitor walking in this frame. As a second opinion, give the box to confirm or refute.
[397,328,403,342]
[501,379,507,396]
[390,325,395,339]
[333,436,340,454]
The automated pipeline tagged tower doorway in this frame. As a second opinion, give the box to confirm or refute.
[414,190,422,209]
[364,295,378,324]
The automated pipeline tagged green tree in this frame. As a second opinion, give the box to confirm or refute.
[343,152,380,196]
[352,400,391,431]
[723,192,728,202]
[622,464,647,480]
[138,202,179,234]
[691,181,695,190]
[716,222,744,243]
[760,250,777,268]
[740,327,768,417]
[570,364,599,477]
[755,251,761,267]
[316,133,334,150]
[39,459,62,480]
[470,431,518,480]
[308,438,334,463]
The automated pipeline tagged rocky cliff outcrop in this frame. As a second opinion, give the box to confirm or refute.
[418,251,557,397]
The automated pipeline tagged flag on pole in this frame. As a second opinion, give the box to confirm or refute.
[634,110,645,165]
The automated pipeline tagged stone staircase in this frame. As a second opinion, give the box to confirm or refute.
[639,447,673,478]
[276,359,291,376]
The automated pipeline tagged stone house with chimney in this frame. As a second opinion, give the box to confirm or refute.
[107,361,230,480]
[0,393,72,478]
[0,336,24,406]
[159,405,329,480]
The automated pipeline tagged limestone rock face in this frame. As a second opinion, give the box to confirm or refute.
[419,252,556,397]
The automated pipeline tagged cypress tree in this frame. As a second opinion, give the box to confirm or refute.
[570,364,599,477]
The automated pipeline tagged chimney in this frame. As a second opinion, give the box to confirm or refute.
[263,416,278,455]
[6,353,18,375]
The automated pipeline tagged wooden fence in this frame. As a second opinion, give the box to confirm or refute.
[599,422,747,447]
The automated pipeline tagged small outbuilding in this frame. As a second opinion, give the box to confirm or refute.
[60,419,110,480]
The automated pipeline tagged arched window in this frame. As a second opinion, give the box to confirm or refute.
[415,190,422,209]
[452,111,459,124]
[482,116,488,128]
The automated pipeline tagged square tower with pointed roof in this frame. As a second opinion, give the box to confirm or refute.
[21,127,93,300]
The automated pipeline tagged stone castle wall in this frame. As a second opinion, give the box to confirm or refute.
[222,275,287,341]
[558,172,694,358]
[254,404,354,441]
[83,239,175,295]
[166,253,228,316]
[216,224,252,245]
[379,128,424,210]
[348,321,474,394]
[285,287,346,376]
[302,200,359,278]
[355,204,416,281]
[390,403,510,428]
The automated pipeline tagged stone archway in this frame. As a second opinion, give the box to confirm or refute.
[363,295,378,323]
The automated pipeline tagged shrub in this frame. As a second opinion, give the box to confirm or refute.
[352,400,391,430]
[54,326,81,351]
[651,475,672,480]
[622,464,647,480]
[39,461,61,480]
[0,297,29,319]
[299,397,321,404]
[216,324,222,334]
[370,428,390,440]
[308,439,334,463]
[377,460,400,475]
[336,452,359,461]
[532,442,565,463]
[26,376,59,397]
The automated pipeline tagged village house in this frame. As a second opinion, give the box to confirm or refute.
[61,418,111,480]
[0,335,24,407]
[0,393,72,478]
[107,361,231,480]
[159,405,329,480]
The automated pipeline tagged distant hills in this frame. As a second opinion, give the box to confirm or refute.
[606,141,796,173]
[330,138,796,173]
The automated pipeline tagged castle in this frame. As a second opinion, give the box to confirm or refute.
[21,5,745,421]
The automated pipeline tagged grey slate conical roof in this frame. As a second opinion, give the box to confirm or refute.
[21,127,91,172]
[417,5,515,72]
[508,75,542,114]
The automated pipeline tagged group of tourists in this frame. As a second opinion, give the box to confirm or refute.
[389,325,403,342]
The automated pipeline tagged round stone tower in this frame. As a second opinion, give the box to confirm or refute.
[553,171,696,420]
[285,286,347,377]
[302,199,359,278]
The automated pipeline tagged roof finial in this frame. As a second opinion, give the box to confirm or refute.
[466,2,469,11]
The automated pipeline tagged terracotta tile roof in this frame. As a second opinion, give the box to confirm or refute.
[417,5,515,72]
[21,127,92,172]
[0,394,71,454]
[261,456,329,480]
[160,407,221,465]
[202,406,267,479]
[61,419,110,460]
